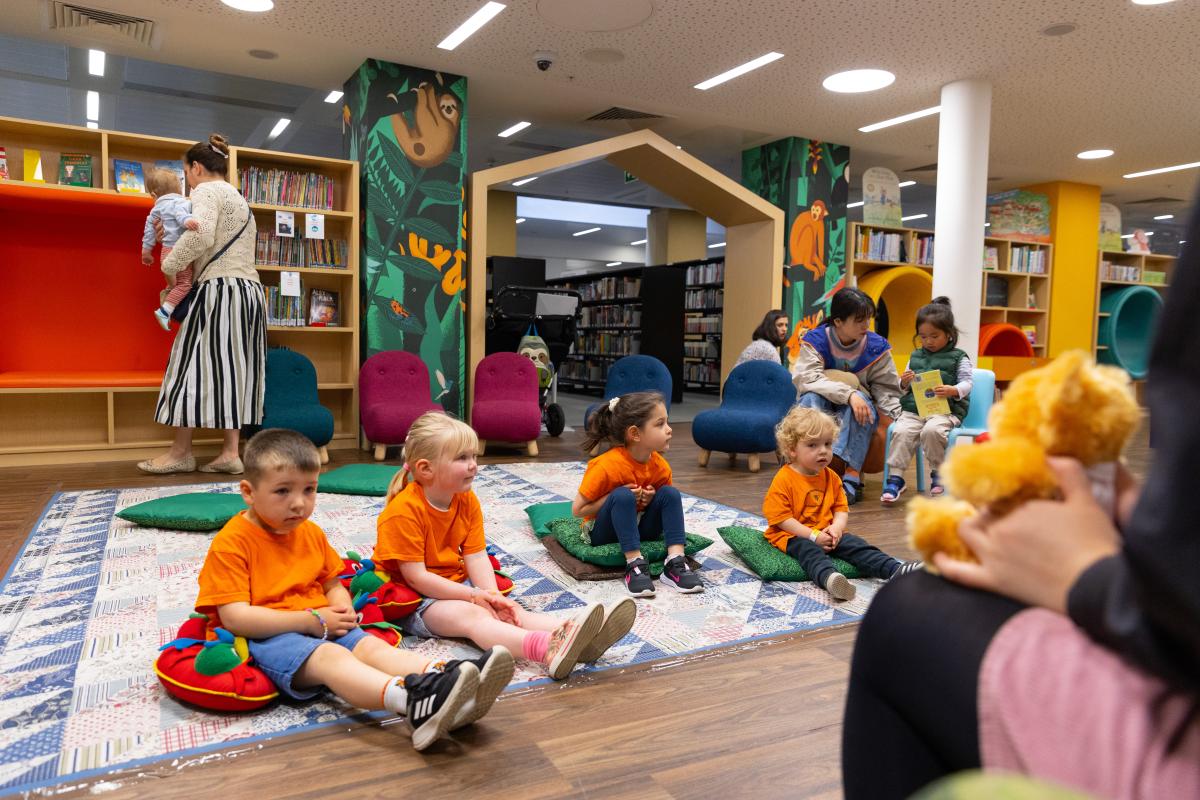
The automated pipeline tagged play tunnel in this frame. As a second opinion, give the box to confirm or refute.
[979,323,1035,358]
[1097,285,1164,379]
[858,266,933,369]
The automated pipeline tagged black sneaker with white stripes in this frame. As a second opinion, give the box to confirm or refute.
[436,646,516,731]
[890,560,924,580]
[404,661,478,751]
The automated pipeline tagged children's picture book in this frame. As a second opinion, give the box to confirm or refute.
[58,153,93,187]
[0,147,9,179]
[308,288,340,326]
[912,370,951,418]
[114,159,145,194]
[983,246,999,271]
[24,149,44,182]
[155,159,187,195]
[305,213,325,239]
[275,210,295,237]
[1021,325,1038,346]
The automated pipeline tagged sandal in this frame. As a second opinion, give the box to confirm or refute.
[199,457,244,475]
[929,472,945,496]
[137,456,196,475]
[843,478,863,506]
[880,476,906,505]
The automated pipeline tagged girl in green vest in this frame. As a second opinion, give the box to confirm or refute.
[881,297,973,503]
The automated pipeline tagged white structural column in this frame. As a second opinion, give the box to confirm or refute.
[932,79,992,359]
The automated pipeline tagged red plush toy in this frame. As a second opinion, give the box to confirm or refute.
[155,614,278,712]
[339,550,514,620]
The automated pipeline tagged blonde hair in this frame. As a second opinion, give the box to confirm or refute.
[385,412,479,501]
[775,405,840,456]
[243,428,320,484]
[145,167,182,197]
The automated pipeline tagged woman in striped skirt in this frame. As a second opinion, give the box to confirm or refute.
[138,133,265,475]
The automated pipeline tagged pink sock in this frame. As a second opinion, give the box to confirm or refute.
[522,630,550,663]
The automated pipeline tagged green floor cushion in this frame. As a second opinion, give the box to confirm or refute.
[542,536,701,580]
[117,493,246,532]
[318,464,402,496]
[718,525,860,582]
[547,517,712,569]
[523,500,574,538]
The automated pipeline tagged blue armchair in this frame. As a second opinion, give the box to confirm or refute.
[692,361,796,473]
[261,348,335,463]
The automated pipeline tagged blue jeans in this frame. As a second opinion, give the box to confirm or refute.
[796,391,878,473]
[589,485,686,554]
[247,626,368,700]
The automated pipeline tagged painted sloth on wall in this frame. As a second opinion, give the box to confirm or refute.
[388,75,462,168]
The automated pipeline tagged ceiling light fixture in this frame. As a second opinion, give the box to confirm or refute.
[85,90,99,121]
[573,227,601,237]
[1154,214,1174,220]
[708,242,726,249]
[438,1,506,50]
[269,118,290,139]
[222,0,274,11]
[515,217,526,224]
[898,180,916,188]
[1132,0,1176,5]
[606,261,623,267]
[512,176,538,186]
[901,213,928,222]
[1124,161,1200,179]
[859,105,940,133]
[1145,231,1155,236]
[88,49,105,76]
[1077,149,1114,159]
[324,90,343,103]
[823,68,895,94]
[1120,234,1134,239]
[86,121,98,129]
[984,222,991,227]
[846,200,865,208]
[694,51,784,90]
[497,121,531,138]
[630,238,647,245]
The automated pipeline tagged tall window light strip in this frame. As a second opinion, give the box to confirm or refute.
[859,105,941,133]
[438,2,506,50]
[694,52,784,90]
[898,180,916,188]
[85,91,99,122]
[88,49,105,77]
[708,242,726,248]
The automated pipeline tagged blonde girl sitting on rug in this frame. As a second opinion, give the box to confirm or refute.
[572,391,703,598]
[374,412,635,681]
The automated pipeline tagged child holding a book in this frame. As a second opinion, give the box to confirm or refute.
[881,297,974,503]
[141,168,197,330]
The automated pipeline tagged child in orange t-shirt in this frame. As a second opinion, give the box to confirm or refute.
[375,412,634,681]
[195,428,508,751]
[764,406,921,601]
[572,391,703,597]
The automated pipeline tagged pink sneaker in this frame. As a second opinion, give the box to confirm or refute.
[545,603,603,680]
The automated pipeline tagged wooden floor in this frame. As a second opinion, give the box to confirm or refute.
[0,422,1150,799]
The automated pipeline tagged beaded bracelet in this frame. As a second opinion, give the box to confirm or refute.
[308,608,328,640]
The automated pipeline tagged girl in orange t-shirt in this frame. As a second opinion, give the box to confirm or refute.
[572,391,703,597]
[375,412,634,681]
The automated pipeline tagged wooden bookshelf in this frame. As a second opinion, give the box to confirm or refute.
[0,115,360,465]
[682,258,725,392]
[1093,250,1173,389]
[980,237,1053,355]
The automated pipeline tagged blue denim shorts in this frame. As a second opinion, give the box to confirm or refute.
[401,579,474,639]
[247,626,368,700]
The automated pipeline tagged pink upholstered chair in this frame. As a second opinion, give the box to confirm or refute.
[471,352,542,456]
[360,351,443,461]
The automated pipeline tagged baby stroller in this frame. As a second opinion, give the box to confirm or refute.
[485,285,581,437]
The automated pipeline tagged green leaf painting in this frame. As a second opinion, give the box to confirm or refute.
[344,60,468,416]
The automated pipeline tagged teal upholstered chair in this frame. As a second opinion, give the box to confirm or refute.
[261,348,335,463]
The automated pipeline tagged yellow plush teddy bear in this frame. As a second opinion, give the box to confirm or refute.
[907,350,1141,564]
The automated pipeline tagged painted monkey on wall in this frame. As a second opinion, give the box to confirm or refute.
[388,74,461,168]
[789,199,828,279]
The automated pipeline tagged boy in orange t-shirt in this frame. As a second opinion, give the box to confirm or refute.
[764,406,920,601]
[194,428,503,751]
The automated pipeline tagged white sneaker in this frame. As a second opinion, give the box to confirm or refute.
[578,598,637,663]
[154,308,172,331]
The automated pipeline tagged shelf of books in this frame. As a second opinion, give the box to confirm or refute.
[848,222,936,282]
[980,237,1054,355]
[682,259,725,392]
[0,115,359,465]
[1093,250,1173,390]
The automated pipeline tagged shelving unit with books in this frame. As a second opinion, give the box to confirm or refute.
[1092,250,1174,389]
[682,258,725,392]
[0,115,359,465]
[980,237,1054,354]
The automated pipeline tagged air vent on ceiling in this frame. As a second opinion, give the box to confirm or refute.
[585,107,663,122]
[1127,196,1184,204]
[505,140,562,153]
[907,162,938,172]
[47,2,157,47]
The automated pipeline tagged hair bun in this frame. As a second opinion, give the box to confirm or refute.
[931,296,951,306]
[208,133,230,156]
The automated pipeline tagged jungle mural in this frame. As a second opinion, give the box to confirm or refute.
[343,59,468,415]
[742,137,849,364]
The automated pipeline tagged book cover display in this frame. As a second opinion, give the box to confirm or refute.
[24,149,44,182]
[308,288,340,326]
[912,370,951,418]
[985,189,1051,243]
[114,159,145,193]
[155,159,187,195]
[1098,202,1123,252]
[0,147,9,179]
[58,154,93,187]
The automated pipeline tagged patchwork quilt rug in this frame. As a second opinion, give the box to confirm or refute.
[0,461,880,795]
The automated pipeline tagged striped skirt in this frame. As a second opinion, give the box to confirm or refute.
[155,277,267,430]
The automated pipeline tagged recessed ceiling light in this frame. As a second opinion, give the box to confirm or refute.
[630,238,647,245]
[438,1,506,50]
[248,49,278,60]
[498,121,531,138]
[515,217,526,224]
[1132,0,1175,5]
[846,201,865,208]
[573,227,601,237]
[86,90,99,121]
[984,222,991,227]
[898,180,916,188]
[88,49,105,77]
[859,105,940,132]
[823,68,895,94]
[708,242,726,249]
[901,213,928,222]
[606,261,623,267]
[1120,234,1134,239]
[1154,214,1174,220]
[269,118,290,139]
[86,121,98,129]
[512,176,538,187]
[1077,149,1114,160]
[1124,161,1200,178]
[1145,231,1155,236]
[694,52,784,90]
[324,90,343,104]
[223,0,274,11]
